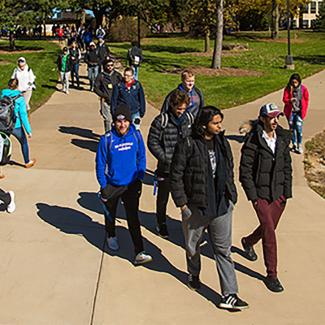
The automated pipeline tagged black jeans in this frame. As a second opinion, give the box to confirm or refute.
[0,189,11,208]
[156,175,170,226]
[104,180,144,255]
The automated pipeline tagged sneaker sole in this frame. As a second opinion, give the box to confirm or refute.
[134,257,153,266]
[218,303,249,311]
[187,283,200,291]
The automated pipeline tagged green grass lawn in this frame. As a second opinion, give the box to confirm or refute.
[0,39,60,112]
[109,30,325,109]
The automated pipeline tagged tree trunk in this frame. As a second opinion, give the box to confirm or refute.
[204,29,210,52]
[211,0,224,69]
[9,31,15,50]
[93,8,104,28]
[137,15,141,47]
[271,0,280,39]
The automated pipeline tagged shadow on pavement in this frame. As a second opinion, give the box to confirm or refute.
[36,202,222,306]
[71,139,98,152]
[58,126,100,140]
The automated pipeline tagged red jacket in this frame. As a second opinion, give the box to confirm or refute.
[282,84,309,120]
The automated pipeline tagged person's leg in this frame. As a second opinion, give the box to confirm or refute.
[296,115,304,152]
[208,205,238,296]
[100,101,112,133]
[60,72,65,91]
[11,127,30,164]
[121,180,144,255]
[88,67,93,90]
[71,65,75,86]
[104,197,119,238]
[133,66,139,80]
[65,72,70,93]
[75,63,80,87]
[156,176,170,227]
[22,90,32,111]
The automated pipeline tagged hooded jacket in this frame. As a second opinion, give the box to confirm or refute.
[1,89,32,134]
[84,48,99,67]
[11,65,36,92]
[239,122,292,202]
[96,125,146,188]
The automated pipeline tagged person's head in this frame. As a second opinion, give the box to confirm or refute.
[17,57,26,69]
[62,47,68,55]
[8,78,19,90]
[113,104,132,135]
[124,67,134,82]
[259,103,283,132]
[194,106,224,138]
[131,41,138,47]
[71,41,77,48]
[181,69,195,92]
[104,59,114,73]
[288,73,302,89]
[169,89,190,118]
[89,42,96,49]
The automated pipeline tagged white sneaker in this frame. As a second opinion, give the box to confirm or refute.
[107,236,119,251]
[134,251,152,266]
[6,191,16,213]
[297,145,303,154]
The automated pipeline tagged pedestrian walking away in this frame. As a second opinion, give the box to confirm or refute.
[282,73,309,154]
[96,104,152,266]
[84,42,100,91]
[11,57,36,118]
[57,47,72,94]
[111,67,146,130]
[239,103,292,293]
[161,69,204,118]
[94,59,123,133]
[148,89,193,238]
[170,106,249,311]
[97,38,110,73]
[1,79,36,168]
[69,41,81,88]
[127,41,143,80]
[0,189,15,213]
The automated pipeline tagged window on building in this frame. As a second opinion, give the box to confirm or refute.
[311,1,317,14]
[301,4,309,13]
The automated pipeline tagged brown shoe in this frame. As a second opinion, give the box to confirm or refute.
[25,159,36,168]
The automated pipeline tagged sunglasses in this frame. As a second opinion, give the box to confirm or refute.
[106,64,114,67]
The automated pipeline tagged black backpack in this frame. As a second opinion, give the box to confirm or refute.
[0,95,20,133]
[0,131,12,165]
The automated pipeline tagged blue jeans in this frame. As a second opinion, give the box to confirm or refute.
[12,127,30,163]
[132,65,139,80]
[88,66,99,90]
[288,112,303,146]
[71,63,80,86]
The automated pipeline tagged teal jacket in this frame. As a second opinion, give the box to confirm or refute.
[1,89,32,134]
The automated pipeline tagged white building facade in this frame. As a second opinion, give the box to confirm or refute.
[294,0,323,28]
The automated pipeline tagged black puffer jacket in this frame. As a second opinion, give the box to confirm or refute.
[239,122,292,202]
[147,111,193,175]
[170,131,237,208]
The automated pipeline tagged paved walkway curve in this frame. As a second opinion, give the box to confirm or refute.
[0,66,324,324]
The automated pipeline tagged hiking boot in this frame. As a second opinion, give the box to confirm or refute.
[134,252,152,266]
[25,159,36,168]
[219,294,249,311]
[241,237,257,261]
[107,236,119,251]
[187,274,201,291]
[264,276,284,293]
[156,223,169,239]
[6,191,16,213]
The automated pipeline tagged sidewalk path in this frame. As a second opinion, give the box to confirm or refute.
[0,67,324,324]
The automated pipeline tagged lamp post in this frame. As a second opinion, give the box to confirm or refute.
[285,0,295,69]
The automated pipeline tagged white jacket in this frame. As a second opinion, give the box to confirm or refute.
[11,64,36,92]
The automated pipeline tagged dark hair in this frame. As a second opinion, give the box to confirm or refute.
[104,58,114,66]
[287,73,302,89]
[124,67,134,76]
[169,90,190,111]
[194,106,224,136]
[63,47,68,52]
[8,78,18,89]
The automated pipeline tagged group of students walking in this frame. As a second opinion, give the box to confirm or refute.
[95,68,309,311]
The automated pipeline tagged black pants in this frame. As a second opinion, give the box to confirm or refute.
[156,175,170,226]
[0,189,11,207]
[104,180,144,255]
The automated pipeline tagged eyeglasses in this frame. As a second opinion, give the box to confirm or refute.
[124,74,133,77]
[106,64,114,67]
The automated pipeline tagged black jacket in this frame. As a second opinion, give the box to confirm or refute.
[84,49,99,66]
[97,44,110,64]
[94,70,123,104]
[170,131,237,208]
[239,122,292,202]
[147,111,194,175]
[127,46,143,66]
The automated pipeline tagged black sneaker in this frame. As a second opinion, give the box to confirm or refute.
[156,224,169,239]
[187,274,201,291]
[264,276,284,293]
[219,294,249,311]
[241,237,258,261]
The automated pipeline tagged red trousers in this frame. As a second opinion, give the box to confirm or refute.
[245,196,286,278]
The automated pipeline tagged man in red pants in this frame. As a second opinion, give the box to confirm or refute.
[239,103,292,293]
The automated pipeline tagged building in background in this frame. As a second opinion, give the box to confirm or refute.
[294,0,323,28]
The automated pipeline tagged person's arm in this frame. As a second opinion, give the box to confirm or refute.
[11,68,17,80]
[138,83,146,117]
[224,138,238,204]
[94,75,107,99]
[283,140,293,199]
[18,97,32,135]
[136,131,146,180]
[96,135,109,189]
[282,87,291,105]
[301,85,309,120]
[147,116,167,163]
[111,84,118,115]
[29,68,36,84]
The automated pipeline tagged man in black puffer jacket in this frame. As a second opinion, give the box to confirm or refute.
[148,89,193,238]
[170,106,248,311]
[239,103,292,293]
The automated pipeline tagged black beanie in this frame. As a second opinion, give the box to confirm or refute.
[113,104,132,122]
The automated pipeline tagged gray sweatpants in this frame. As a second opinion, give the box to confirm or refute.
[100,100,112,133]
[182,203,238,296]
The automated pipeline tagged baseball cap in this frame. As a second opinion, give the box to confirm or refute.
[113,104,132,122]
[259,103,284,118]
[18,57,26,63]
[89,42,96,47]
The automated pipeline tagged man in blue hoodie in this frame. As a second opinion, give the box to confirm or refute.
[96,103,152,265]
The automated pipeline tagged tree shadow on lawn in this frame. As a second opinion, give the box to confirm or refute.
[36,202,223,307]
[294,55,325,65]
[77,191,265,283]
[141,44,199,54]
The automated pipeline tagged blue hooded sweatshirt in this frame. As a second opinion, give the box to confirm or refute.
[96,124,146,189]
[1,88,32,134]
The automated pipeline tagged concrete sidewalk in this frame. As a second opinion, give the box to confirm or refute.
[0,67,324,324]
